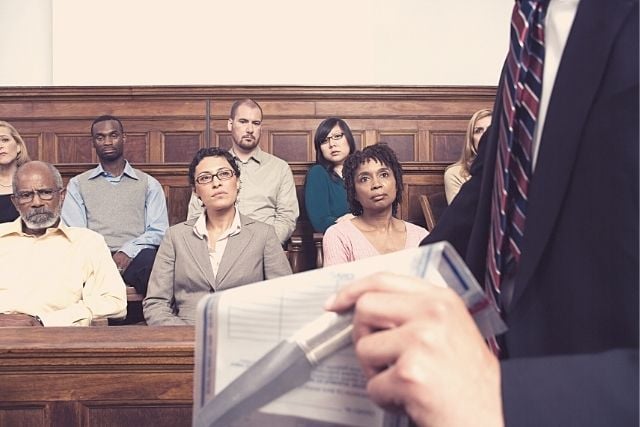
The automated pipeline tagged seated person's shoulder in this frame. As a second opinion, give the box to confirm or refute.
[263,151,291,169]
[64,225,110,246]
[307,164,327,178]
[444,163,463,179]
[0,220,16,234]
[137,168,162,185]
[240,214,273,233]
[404,220,428,236]
[324,219,349,237]
[70,168,96,183]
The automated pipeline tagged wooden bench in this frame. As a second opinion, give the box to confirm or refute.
[0,326,195,426]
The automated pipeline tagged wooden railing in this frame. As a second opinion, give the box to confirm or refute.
[0,326,195,427]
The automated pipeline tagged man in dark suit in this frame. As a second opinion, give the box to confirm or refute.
[326,0,638,425]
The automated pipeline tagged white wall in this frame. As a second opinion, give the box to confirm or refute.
[0,0,52,85]
[1,0,512,86]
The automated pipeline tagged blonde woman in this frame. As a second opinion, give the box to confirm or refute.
[0,121,31,222]
[444,109,492,204]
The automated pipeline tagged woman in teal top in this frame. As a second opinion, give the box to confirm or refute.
[304,118,356,233]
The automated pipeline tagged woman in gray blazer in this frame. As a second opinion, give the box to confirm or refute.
[143,148,292,325]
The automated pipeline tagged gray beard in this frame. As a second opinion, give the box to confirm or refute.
[22,210,59,230]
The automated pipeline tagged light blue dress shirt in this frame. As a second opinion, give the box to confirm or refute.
[61,161,169,259]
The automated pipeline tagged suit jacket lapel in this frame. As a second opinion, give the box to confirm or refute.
[215,218,254,288]
[511,0,635,309]
[182,227,216,289]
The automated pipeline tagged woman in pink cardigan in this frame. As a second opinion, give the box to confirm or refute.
[323,143,428,266]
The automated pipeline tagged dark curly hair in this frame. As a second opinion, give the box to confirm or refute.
[343,143,403,216]
[188,147,240,187]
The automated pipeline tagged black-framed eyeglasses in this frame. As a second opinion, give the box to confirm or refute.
[195,168,235,185]
[321,133,344,145]
[14,188,62,204]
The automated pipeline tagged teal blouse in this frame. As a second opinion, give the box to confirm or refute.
[304,165,350,233]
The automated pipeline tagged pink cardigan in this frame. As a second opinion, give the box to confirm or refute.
[322,219,428,266]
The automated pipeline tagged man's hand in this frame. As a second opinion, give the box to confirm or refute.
[112,251,133,274]
[0,313,44,327]
[325,272,503,427]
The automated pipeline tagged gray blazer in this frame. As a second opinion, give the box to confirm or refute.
[143,214,292,325]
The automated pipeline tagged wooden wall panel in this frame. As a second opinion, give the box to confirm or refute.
[56,134,93,163]
[216,133,234,151]
[0,405,47,426]
[271,133,310,162]
[167,186,193,225]
[431,132,466,162]
[1,85,495,270]
[0,326,194,427]
[163,133,203,162]
[21,133,42,161]
[379,133,416,161]
[81,403,191,427]
[124,133,150,164]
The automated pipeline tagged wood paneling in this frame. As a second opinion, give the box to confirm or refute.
[378,133,416,161]
[431,131,466,162]
[1,86,494,164]
[0,326,194,427]
[1,85,494,270]
[163,133,203,162]
[271,133,310,162]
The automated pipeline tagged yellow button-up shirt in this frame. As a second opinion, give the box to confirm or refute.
[0,218,127,326]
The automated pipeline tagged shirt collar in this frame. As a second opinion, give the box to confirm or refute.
[89,160,138,180]
[0,217,74,241]
[193,207,242,241]
[229,147,263,165]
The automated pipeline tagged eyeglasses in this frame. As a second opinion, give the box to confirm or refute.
[195,168,235,185]
[14,188,62,204]
[321,133,344,145]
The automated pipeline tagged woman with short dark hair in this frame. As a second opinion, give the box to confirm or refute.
[144,147,292,325]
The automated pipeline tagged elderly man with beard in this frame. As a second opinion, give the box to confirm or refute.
[0,161,126,327]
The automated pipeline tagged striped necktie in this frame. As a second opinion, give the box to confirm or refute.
[486,0,549,308]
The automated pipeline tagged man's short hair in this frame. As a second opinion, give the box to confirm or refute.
[229,99,263,120]
[91,115,124,136]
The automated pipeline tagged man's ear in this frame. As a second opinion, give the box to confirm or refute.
[59,188,67,205]
[227,118,233,131]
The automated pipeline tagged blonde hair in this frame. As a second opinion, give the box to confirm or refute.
[447,108,492,179]
[0,121,31,166]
